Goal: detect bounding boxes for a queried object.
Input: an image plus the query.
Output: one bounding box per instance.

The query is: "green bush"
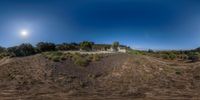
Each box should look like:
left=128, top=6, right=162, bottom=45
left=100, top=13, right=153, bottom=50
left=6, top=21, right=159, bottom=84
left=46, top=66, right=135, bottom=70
left=188, top=52, right=200, bottom=62
left=80, top=41, right=94, bottom=51
left=168, top=53, right=177, bottom=60
left=161, top=53, right=176, bottom=60
left=162, top=54, right=169, bottom=59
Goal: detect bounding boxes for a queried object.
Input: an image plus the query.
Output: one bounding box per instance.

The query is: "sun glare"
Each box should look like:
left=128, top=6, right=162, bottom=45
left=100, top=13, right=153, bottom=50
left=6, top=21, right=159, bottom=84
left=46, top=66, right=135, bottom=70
left=20, top=30, right=28, bottom=37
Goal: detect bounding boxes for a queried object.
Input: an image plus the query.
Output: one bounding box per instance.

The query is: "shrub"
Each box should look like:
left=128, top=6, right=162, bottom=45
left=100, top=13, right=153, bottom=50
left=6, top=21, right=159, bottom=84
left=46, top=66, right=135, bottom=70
left=52, top=56, right=61, bottom=62
left=36, top=42, right=56, bottom=52
left=7, top=43, right=35, bottom=57
left=0, top=52, right=10, bottom=59
left=161, top=53, right=176, bottom=60
left=128, top=50, right=142, bottom=55
left=188, top=52, right=200, bottom=62
left=74, top=57, right=89, bottom=67
left=80, top=41, right=94, bottom=51
left=168, top=53, right=177, bottom=60
left=18, top=43, right=35, bottom=56
left=42, top=51, right=65, bottom=62
left=56, top=43, right=79, bottom=51
left=148, top=49, right=154, bottom=53
left=179, top=54, right=188, bottom=60
left=88, top=54, right=101, bottom=61
left=0, top=46, right=6, bottom=53
left=162, top=54, right=169, bottom=59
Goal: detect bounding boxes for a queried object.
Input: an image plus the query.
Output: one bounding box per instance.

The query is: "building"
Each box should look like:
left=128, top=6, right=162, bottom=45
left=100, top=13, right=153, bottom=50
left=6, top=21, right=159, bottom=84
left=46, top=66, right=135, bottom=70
left=107, top=45, right=127, bottom=53
left=118, top=46, right=127, bottom=53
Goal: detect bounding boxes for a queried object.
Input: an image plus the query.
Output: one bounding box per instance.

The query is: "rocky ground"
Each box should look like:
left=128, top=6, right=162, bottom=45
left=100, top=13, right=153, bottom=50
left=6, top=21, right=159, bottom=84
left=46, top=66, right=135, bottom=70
left=0, top=53, right=200, bottom=100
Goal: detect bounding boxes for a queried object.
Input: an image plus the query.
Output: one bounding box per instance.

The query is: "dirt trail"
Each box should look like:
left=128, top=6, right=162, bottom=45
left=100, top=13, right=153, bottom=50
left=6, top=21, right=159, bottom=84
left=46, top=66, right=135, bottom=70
left=0, top=57, right=10, bottom=66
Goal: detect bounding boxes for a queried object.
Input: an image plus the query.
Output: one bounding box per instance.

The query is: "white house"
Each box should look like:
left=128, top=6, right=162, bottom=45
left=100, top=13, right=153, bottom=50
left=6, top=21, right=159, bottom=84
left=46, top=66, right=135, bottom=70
left=118, top=47, right=127, bottom=53
left=107, top=46, right=127, bottom=53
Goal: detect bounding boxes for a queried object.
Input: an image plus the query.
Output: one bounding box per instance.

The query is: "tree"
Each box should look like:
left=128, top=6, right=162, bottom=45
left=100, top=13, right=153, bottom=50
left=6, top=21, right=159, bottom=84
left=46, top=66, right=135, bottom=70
left=168, top=52, right=177, bottom=60
left=7, top=43, right=35, bottom=57
left=18, top=43, right=35, bottom=56
left=36, top=42, right=56, bottom=52
left=80, top=41, right=94, bottom=51
left=56, top=43, right=79, bottom=51
left=148, top=49, right=154, bottom=53
left=0, top=46, right=6, bottom=53
left=7, top=46, right=19, bottom=57
left=112, top=41, right=119, bottom=51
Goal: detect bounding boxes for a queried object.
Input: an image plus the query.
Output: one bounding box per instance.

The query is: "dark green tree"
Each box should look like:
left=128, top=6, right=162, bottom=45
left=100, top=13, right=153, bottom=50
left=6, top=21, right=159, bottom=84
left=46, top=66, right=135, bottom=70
left=36, top=42, right=56, bottom=52
left=80, top=41, right=94, bottom=51
left=7, top=43, right=35, bottom=57
left=112, top=41, right=119, bottom=51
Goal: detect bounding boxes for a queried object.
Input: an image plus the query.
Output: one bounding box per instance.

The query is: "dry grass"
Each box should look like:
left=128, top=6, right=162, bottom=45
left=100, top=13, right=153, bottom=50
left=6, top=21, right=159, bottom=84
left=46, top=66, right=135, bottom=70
left=42, top=51, right=103, bottom=66
left=0, top=53, right=200, bottom=99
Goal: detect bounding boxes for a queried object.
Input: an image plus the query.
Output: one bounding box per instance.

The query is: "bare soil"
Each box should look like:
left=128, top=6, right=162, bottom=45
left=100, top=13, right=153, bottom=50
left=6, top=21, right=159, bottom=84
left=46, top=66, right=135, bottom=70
left=0, top=53, right=200, bottom=100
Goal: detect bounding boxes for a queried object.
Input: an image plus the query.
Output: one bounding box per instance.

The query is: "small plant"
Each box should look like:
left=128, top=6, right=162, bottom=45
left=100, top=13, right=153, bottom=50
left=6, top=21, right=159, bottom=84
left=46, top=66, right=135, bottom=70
left=87, top=54, right=101, bottom=61
left=175, top=68, right=182, bottom=75
left=52, top=56, right=60, bottom=62
left=74, top=57, right=89, bottom=67
left=162, top=53, right=176, bottom=60
left=168, top=53, right=176, bottom=60
left=92, top=54, right=101, bottom=61
left=0, top=52, right=10, bottom=59
left=162, top=54, right=169, bottom=59
left=42, top=51, right=66, bottom=62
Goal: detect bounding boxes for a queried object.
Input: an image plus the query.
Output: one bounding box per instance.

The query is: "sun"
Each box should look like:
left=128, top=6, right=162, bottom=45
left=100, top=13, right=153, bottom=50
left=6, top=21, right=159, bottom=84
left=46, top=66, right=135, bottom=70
left=20, top=30, right=28, bottom=37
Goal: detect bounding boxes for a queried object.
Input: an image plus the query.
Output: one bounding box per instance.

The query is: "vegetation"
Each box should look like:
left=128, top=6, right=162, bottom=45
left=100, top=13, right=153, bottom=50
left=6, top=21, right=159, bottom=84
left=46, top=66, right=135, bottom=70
left=128, top=49, right=145, bottom=55
left=56, top=43, right=79, bottom=51
left=42, top=51, right=103, bottom=66
left=188, top=52, right=200, bottom=62
left=112, top=41, right=119, bottom=51
left=80, top=41, right=94, bottom=51
left=7, top=43, right=35, bottom=57
left=0, top=46, right=6, bottom=53
left=36, top=42, right=56, bottom=52
left=1, top=40, right=200, bottom=63
left=134, top=48, right=200, bottom=62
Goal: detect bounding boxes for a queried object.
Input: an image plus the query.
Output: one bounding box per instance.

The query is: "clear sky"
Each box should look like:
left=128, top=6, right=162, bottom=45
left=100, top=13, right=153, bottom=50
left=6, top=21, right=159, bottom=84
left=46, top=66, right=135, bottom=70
left=0, top=0, right=200, bottom=50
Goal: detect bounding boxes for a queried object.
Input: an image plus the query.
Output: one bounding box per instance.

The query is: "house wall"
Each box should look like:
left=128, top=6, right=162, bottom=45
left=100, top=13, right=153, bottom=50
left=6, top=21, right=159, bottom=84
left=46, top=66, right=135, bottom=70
left=118, top=47, right=126, bottom=53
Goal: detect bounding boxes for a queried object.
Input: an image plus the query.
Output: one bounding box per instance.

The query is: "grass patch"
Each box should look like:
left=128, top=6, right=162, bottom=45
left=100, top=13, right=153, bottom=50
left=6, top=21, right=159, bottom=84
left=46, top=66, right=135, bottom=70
left=42, top=51, right=103, bottom=67
left=0, top=52, right=10, bottom=59
left=74, top=57, right=89, bottom=67
left=42, top=51, right=65, bottom=62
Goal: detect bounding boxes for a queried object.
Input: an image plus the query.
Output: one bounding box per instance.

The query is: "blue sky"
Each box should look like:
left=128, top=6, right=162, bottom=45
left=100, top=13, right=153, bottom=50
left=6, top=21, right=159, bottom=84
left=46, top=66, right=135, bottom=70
left=0, top=0, right=200, bottom=50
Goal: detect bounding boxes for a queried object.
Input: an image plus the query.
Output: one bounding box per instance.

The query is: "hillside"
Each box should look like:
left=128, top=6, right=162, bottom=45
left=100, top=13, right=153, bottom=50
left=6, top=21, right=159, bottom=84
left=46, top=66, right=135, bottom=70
left=0, top=53, right=200, bottom=99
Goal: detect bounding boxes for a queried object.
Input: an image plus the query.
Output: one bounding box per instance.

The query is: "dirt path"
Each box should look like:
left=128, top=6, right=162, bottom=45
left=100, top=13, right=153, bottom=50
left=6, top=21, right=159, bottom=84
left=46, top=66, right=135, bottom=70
left=0, top=57, right=10, bottom=66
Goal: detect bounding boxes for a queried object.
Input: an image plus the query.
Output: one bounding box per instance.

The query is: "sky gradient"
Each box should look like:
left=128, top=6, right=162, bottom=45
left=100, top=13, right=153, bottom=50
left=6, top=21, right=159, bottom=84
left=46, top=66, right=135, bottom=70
left=0, top=0, right=200, bottom=50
